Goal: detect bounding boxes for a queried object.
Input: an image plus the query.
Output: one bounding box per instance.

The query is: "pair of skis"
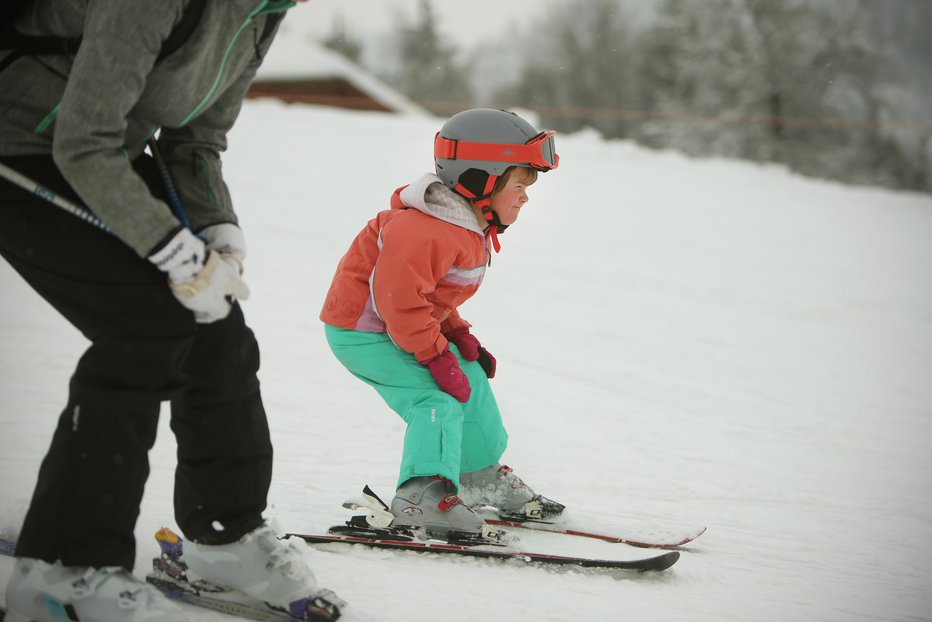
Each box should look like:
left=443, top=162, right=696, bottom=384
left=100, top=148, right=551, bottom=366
left=0, top=487, right=706, bottom=621
left=298, top=485, right=704, bottom=573
left=145, top=492, right=702, bottom=620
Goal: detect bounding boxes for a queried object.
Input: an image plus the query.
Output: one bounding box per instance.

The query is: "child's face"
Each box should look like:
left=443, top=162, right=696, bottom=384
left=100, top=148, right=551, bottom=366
left=489, top=172, right=532, bottom=226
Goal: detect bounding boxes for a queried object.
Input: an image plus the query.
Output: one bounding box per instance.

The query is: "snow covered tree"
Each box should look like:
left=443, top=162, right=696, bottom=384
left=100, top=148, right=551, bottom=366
left=390, top=0, right=472, bottom=113
left=486, top=0, right=927, bottom=191
left=636, top=0, right=920, bottom=190
left=635, top=0, right=775, bottom=159
left=494, top=0, right=640, bottom=138
left=321, top=15, right=363, bottom=63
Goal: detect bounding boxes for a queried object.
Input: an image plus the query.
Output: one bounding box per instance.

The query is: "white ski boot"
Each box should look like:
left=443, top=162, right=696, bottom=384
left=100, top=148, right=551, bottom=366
left=5, top=558, right=187, bottom=622
left=390, top=476, right=502, bottom=542
left=182, top=524, right=343, bottom=620
left=459, top=464, right=565, bottom=519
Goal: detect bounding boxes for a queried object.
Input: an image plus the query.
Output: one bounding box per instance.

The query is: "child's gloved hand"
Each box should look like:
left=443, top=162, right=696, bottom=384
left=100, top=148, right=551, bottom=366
left=421, top=349, right=471, bottom=402
left=446, top=328, right=496, bottom=378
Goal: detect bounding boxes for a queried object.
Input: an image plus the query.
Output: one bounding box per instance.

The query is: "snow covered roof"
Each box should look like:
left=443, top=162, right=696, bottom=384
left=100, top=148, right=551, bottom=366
left=257, top=27, right=428, bottom=117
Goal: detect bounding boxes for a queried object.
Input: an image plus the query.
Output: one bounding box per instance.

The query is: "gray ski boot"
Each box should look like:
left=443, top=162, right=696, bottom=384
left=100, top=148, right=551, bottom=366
left=390, top=476, right=503, bottom=542
left=459, top=464, right=565, bottom=520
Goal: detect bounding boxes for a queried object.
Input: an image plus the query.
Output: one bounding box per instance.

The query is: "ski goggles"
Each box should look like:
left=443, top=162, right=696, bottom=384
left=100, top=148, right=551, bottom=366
left=434, top=130, right=559, bottom=171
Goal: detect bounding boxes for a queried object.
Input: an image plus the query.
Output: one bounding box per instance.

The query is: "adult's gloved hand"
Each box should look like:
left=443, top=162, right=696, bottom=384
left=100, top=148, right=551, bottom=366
left=199, top=223, right=246, bottom=273
left=420, top=349, right=471, bottom=403
left=148, top=228, right=250, bottom=323
left=446, top=327, right=496, bottom=378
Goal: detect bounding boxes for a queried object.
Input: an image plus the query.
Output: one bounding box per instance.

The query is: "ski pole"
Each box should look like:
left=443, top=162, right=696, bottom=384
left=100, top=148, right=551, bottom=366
left=0, top=161, right=111, bottom=233
left=147, top=138, right=193, bottom=231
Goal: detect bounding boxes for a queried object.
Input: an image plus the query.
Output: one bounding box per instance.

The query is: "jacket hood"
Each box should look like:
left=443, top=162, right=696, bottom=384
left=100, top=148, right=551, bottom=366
left=396, top=173, right=486, bottom=235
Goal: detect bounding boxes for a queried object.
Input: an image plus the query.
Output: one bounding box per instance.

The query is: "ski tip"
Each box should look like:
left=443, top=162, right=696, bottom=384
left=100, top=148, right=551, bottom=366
left=624, top=526, right=707, bottom=549
left=680, top=526, right=707, bottom=545
left=652, top=550, right=680, bottom=571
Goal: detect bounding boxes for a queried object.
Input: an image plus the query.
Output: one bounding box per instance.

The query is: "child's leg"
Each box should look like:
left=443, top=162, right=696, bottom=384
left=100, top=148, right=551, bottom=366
left=325, top=326, right=468, bottom=487
left=456, top=358, right=509, bottom=475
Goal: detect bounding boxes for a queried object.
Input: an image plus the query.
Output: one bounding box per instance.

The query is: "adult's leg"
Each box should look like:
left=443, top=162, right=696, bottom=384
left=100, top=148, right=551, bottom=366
left=0, top=156, right=195, bottom=570
left=170, top=301, right=273, bottom=544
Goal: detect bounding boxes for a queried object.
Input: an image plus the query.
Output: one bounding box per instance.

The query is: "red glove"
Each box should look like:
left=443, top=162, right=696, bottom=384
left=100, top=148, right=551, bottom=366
left=421, top=349, right=471, bottom=402
left=447, top=328, right=496, bottom=379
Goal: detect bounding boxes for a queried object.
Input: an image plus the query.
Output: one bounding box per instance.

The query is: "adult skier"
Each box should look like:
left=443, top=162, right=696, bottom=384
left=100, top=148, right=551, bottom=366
left=0, top=1, right=342, bottom=620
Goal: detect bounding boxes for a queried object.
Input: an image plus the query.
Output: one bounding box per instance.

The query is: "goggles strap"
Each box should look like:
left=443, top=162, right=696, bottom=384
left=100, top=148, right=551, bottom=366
left=435, top=133, right=558, bottom=171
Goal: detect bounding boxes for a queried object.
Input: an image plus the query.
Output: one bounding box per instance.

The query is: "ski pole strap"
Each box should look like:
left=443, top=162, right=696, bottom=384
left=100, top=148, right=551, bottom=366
left=0, top=160, right=111, bottom=233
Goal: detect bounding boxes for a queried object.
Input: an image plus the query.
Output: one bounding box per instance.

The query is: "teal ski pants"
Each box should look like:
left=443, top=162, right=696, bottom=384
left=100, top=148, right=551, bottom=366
left=325, top=325, right=508, bottom=489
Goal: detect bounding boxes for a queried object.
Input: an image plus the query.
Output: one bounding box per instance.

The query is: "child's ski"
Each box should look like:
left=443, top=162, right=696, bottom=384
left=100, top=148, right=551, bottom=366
left=289, top=521, right=679, bottom=572
left=484, top=517, right=707, bottom=549
left=343, top=486, right=707, bottom=550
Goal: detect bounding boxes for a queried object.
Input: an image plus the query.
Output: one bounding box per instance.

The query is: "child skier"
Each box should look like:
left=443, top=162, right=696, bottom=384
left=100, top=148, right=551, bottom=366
left=321, top=108, right=563, bottom=540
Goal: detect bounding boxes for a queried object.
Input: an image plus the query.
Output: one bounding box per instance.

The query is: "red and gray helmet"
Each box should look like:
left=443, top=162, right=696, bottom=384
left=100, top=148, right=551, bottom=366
left=434, top=107, right=559, bottom=221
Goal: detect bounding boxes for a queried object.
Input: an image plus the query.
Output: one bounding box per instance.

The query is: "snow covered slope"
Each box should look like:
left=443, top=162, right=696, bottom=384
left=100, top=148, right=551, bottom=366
left=1, top=100, right=930, bottom=621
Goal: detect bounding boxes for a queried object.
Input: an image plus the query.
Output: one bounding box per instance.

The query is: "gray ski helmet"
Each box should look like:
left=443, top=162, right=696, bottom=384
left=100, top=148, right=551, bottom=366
left=433, top=108, right=558, bottom=202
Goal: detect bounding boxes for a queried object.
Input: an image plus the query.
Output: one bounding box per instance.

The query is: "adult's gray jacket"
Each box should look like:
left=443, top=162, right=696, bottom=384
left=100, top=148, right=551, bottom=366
left=0, top=0, right=293, bottom=257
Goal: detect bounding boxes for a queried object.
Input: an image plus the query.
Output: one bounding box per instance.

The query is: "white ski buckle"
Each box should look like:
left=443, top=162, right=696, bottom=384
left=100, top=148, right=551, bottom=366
left=523, top=499, right=543, bottom=520
left=481, top=524, right=506, bottom=543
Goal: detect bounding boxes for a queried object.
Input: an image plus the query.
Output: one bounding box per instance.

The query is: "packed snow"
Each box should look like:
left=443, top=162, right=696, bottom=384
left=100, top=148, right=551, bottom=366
left=1, top=100, right=931, bottom=621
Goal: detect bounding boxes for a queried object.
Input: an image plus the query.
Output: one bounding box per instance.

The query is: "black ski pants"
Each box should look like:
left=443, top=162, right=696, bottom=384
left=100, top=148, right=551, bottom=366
left=0, top=155, right=273, bottom=570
